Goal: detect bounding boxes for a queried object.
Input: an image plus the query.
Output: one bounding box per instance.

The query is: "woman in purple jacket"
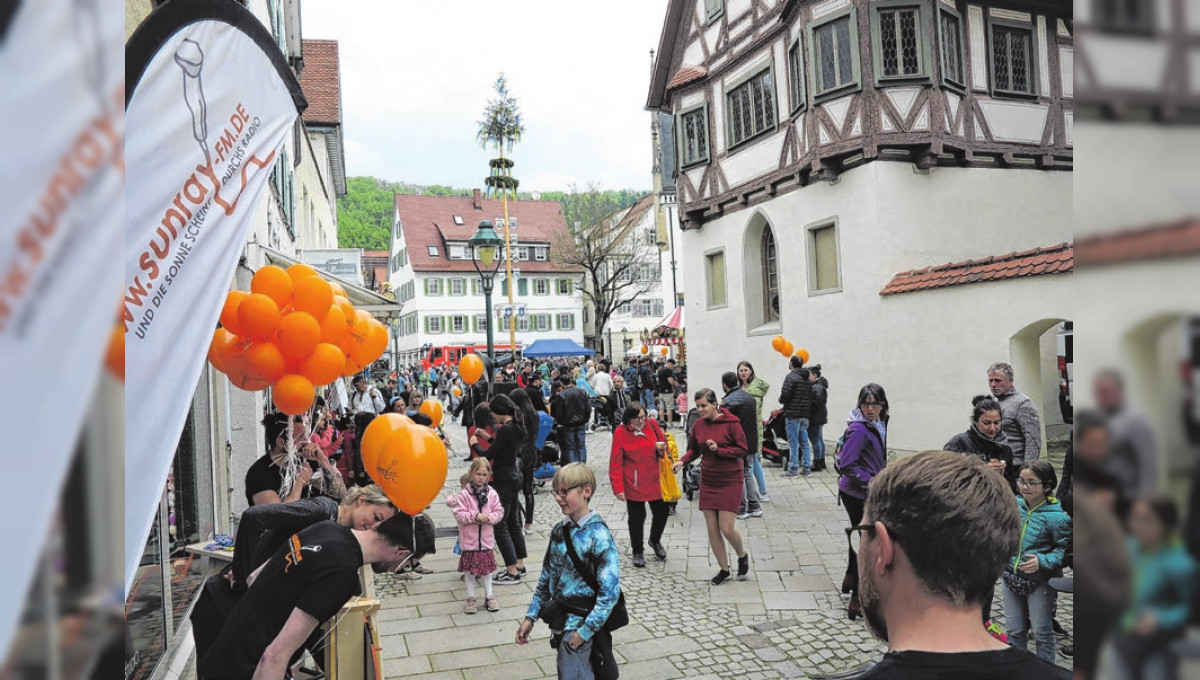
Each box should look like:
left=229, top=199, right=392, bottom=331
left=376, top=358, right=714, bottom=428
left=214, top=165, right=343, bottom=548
left=837, top=383, right=889, bottom=621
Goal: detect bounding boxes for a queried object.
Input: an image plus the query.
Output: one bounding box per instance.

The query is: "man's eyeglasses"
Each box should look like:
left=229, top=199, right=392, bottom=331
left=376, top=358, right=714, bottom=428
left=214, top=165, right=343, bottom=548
left=552, top=485, right=581, bottom=499
left=847, top=523, right=899, bottom=553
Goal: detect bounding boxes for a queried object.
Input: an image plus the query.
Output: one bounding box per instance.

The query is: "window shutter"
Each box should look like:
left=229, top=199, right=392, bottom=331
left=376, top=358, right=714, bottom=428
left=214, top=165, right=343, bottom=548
left=424, top=316, right=429, bottom=333
left=423, top=278, right=429, bottom=295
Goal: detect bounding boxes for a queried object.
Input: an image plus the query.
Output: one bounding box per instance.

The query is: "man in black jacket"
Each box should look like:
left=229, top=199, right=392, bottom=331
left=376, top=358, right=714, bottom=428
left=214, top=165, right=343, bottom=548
left=556, top=375, right=591, bottom=464
left=722, top=372, right=762, bottom=519
left=778, top=356, right=813, bottom=477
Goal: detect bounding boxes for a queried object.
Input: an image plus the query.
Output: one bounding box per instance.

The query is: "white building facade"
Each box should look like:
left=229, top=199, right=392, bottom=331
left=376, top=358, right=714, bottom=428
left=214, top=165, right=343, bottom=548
left=647, top=0, right=1073, bottom=453
left=389, top=191, right=587, bottom=367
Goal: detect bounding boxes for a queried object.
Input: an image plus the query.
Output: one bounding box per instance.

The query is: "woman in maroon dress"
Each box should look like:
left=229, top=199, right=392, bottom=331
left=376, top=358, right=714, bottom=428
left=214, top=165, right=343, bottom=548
left=674, top=388, right=751, bottom=585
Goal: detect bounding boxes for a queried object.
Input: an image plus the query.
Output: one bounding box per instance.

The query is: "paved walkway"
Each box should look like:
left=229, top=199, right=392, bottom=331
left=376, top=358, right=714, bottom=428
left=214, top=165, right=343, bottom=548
left=373, top=424, right=1073, bottom=679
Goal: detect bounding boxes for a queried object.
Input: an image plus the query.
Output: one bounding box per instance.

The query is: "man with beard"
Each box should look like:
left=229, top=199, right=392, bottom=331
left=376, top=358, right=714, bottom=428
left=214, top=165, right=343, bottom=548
left=198, top=512, right=435, bottom=680
left=850, top=450, right=1068, bottom=679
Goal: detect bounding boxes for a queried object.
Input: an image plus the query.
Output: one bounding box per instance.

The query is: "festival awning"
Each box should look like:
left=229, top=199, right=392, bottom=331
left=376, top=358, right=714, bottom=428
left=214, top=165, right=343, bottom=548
left=523, top=338, right=596, bottom=357
left=646, top=305, right=684, bottom=345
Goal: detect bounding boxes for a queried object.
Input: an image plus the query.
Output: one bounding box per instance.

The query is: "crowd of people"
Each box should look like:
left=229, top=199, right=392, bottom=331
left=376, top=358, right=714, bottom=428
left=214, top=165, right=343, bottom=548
left=196, top=350, right=1108, bottom=679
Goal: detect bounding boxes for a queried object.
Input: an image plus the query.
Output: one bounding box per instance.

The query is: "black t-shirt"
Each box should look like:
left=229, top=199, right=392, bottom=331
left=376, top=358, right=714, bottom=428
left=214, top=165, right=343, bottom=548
left=525, top=386, right=548, bottom=413
left=199, top=521, right=364, bottom=679
left=656, top=367, right=675, bottom=394
left=858, top=647, right=1070, bottom=679
left=244, top=455, right=316, bottom=506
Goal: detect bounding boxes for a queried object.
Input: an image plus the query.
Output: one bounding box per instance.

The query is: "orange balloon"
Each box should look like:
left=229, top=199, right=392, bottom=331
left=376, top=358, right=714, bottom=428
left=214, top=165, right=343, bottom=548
left=660, top=346, right=669, bottom=356
left=276, top=311, right=321, bottom=361
left=372, top=425, right=448, bottom=514
left=292, top=275, right=334, bottom=318
left=459, top=354, right=484, bottom=385
left=287, top=263, right=320, bottom=284
left=273, top=374, right=315, bottom=415
left=220, top=290, right=249, bottom=336
left=419, top=399, right=444, bottom=428
left=640, top=345, right=649, bottom=355
left=225, top=346, right=272, bottom=391
left=771, top=335, right=785, bottom=352
left=243, top=340, right=287, bottom=384
left=106, top=325, right=124, bottom=381
left=251, top=265, right=294, bottom=309
left=208, top=328, right=240, bottom=373
left=334, top=296, right=355, bottom=326
left=320, top=305, right=349, bottom=346
left=453, top=387, right=462, bottom=398
left=329, top=281, right=347, bottom=297
left=299, top=343, right=346, bottom=386
left=238, top=293, right=281, bottom=339
left=364, top=320, right=390, bottom=363
left=360, top=413, right=415, bottom=476
left=796, top=348, right=810, bottom=364
left=343, top=352, right=365, bottom=376
left=780, top=340, right=794, bottom=357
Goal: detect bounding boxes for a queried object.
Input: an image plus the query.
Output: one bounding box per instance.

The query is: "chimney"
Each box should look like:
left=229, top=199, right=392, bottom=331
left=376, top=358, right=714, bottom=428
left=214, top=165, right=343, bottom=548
left=473, top=188, right=482, bottom=210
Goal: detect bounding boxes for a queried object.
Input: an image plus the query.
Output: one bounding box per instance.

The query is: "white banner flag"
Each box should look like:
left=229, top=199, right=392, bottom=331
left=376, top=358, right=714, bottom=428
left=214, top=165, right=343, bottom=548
left=124, top=0, right=306, bottom=598
left=0, top=0, right=123, bottom=656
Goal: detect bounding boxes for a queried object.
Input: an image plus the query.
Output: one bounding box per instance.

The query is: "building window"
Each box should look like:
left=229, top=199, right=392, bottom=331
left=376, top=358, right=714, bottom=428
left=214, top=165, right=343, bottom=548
left=427, top=316, right=443, bottom=334
left=518, top=278, right=529, bottom=296
left=787, top=38, right=807, bottom=113
left=534, top=247, right=548, bottom=261
left=812, top=12, right=861, bottom=99
left=705, top=250, right=727, bottom=308
left=517, top=315, right=530, bottom=332
left=806, top=221, right=842, bottom=294
left=872, top=4, right=926, bottom=81
left=427, top=245, right=439, bottom=257
left=706, top=0, right=723, bottom=24
left=516, top=246, right=530, bottom=261
left=499, top=316, right=512, bottom=332
left=449, top=245, right=467, bottom=259
left=449, top=278, right=466, bottom=296
left=533, top=279, right=549, bottom=295
left=426, top=278, right=442, bottom=296
left=762, top=228, right=780, bottom=322
left=556, top=313, right=576, bottom=331
left=990, top=22, right=1036, bottom=96
left=451, top=315, right=467, bottom=333
left=618, top=301, right=632, bottom=315
left=678, top=106, right=710, bottom=167
left=725, top=67, right=777, bottom=148
left=938, top=8, right=965, bottom=89
left=534, top=314, right=551, bottom=331
left=1095, top=0, right=1155, bottom=34
left=453, top=214, right=464, bottom=225
left=553, top=279, right=567, bottom=295
left=472, top=314, right=488, bottom=332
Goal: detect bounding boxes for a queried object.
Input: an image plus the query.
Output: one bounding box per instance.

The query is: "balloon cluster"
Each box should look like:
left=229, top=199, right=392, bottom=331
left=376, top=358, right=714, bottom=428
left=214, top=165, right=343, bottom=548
left=207, top=264, right=390, bottom=415
left=360, top=413, right=449, bottom=515
left=771, top=335, right=810, bottom=364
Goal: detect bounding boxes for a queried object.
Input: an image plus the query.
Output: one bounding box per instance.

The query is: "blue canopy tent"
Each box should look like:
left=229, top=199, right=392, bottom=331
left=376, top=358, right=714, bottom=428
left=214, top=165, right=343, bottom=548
left=522, top=338, right=596, bottom=358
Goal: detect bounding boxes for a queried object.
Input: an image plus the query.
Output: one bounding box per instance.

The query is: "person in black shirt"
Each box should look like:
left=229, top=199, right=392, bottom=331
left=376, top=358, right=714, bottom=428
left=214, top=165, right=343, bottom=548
left=849, top=450, right=1069, bottom=679
left=656, top=359, right=678, bottom=427
left=198, top=512, right=435, bottom=680
left=525, top=374, right=549, bottom=413
left=245, top=412, right=346, bottom=506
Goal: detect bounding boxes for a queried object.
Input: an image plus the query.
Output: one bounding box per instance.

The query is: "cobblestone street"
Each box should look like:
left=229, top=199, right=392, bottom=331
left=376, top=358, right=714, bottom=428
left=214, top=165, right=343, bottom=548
left=373, top=423, right=1073, bottom=679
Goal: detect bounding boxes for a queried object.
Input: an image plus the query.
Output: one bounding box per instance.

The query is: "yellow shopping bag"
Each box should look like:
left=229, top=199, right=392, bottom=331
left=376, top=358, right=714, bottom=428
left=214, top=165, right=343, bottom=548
left=660, top=433, right=682, bottom=503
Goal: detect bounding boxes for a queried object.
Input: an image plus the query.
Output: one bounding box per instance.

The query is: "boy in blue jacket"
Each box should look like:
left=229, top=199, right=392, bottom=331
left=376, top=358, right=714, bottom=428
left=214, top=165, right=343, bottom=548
left=517, top=463, right=622, bottom=679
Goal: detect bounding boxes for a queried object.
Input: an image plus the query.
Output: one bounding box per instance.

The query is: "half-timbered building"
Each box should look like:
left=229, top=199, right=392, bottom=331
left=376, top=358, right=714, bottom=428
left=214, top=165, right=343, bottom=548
left=647, top=0, right=1073, bottom=452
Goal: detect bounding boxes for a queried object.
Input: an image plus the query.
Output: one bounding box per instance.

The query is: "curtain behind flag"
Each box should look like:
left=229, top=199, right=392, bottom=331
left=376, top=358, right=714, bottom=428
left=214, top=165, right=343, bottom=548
left=0, top=0, right=123, bottom=657
left=124, top=0, right=306, bottom=598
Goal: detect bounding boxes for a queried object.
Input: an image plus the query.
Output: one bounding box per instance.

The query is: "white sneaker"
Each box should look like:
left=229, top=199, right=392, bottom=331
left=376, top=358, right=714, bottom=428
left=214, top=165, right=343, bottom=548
left=759, top=494, right=771, bottom=503
left=736, top=511, right=750, bottom=520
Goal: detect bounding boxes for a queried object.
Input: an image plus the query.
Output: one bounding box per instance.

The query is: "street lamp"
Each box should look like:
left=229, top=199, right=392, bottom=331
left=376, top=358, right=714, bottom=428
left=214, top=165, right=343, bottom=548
left=469, top=220, right=504, bottom=363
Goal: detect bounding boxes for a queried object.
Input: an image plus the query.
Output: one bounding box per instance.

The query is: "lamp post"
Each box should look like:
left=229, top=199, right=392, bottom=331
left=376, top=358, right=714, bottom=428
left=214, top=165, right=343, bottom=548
left=389, top=316, right=401, bottom=378
left=469, top=220, right=504, bottom=363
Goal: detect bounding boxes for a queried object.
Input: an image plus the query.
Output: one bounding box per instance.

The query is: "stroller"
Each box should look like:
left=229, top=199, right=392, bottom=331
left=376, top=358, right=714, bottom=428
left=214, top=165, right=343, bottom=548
left=534, top=412, right=560, bottom=487
left=680, top=408, right=703, bottom=501
left=760, top=408, right=788, bottom=467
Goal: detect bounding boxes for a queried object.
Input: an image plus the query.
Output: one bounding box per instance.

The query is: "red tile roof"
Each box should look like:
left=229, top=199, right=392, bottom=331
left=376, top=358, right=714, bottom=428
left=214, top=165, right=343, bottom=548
left=1076, top=219, right=1200, bottom=267
left=394, top=193, right=585, bottom=274
left=362, top=250, right=389, bottom=292
left=299, top=40, right=341, bottom=126
left=666, top=65, right=707, bottom=90
left=880, top=242, right=1073, bottom=296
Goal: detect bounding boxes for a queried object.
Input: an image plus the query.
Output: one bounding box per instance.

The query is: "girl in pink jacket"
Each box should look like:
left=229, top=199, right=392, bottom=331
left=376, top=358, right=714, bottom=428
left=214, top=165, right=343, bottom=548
left=449, top=458, right=505, bottom=614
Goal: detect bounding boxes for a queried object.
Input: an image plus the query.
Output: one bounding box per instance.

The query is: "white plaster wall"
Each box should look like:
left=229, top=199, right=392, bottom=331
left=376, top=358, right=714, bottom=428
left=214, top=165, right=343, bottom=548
left=680, top=162, right=1071, bottom=452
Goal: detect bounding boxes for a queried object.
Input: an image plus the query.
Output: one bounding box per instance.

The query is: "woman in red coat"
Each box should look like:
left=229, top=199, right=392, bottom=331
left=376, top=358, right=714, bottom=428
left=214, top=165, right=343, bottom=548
left=610, top=402, right=670, bottom=568
left=674, top=388, right=751, bottom=585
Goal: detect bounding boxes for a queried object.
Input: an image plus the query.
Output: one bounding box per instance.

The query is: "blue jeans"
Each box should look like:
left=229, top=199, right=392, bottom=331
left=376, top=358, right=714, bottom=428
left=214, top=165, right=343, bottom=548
left=556, top=631, right=594, bottom=679
left=785, top=418, right=812, bottom=473
left=561, top=425, right=587, bottom=465
left=807, top=423, right=825, bottom=464
left=751, top=452, right=767, bottom=494
left=640, top=389, right=654, bottom=410
left=1003, top=581, right=1056, bottom=662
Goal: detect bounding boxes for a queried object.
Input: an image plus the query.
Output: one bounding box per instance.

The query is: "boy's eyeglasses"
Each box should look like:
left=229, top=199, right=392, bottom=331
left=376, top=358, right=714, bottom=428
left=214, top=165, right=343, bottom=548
left=552, top=485, right=581, bottom=499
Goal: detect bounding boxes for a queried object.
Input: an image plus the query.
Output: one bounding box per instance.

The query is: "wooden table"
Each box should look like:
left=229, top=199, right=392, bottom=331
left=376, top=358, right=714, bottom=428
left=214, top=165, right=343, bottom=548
left=184, top=542, right=234, bottom=577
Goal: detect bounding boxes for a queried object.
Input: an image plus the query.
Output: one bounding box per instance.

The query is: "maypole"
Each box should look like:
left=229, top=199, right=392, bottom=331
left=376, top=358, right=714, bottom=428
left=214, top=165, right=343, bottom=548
left=478, top=74, right=524, bottom=358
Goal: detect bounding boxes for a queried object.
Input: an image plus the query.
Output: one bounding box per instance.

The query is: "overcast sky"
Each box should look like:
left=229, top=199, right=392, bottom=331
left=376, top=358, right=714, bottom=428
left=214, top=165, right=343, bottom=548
left=300, top=1, right=670, bottom=194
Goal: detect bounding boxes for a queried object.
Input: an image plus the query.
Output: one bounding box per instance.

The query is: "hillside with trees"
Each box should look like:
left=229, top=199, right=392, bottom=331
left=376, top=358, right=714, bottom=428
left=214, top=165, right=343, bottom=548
left=336, top=176, right=646, bottom=250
